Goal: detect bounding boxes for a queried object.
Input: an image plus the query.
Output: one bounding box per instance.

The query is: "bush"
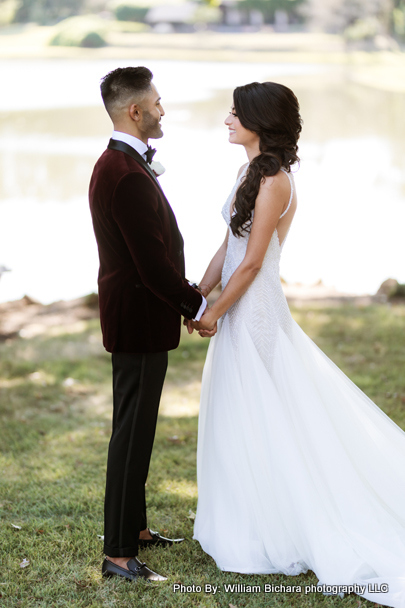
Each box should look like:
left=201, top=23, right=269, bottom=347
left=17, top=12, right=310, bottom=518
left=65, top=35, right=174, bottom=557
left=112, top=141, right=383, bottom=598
left=188, top=4, right=221, bottom=24
left=390, top=283, right=405, bottom=299
left=115, top=2, right=149, bottom=22
left=49, top=15, right=107, bottom=48
left=344, top=16, right=380, bottom=41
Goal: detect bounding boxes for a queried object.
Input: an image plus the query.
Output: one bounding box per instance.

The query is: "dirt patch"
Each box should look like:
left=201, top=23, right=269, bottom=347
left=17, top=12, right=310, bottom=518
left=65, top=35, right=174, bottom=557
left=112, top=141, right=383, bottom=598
left=0, top=294, right=99, bottom=340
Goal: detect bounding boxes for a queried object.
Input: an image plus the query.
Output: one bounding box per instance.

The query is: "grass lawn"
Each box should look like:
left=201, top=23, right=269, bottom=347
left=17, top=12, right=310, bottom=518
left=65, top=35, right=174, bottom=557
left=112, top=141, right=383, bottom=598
left=0, top=303, right=404, bottom=607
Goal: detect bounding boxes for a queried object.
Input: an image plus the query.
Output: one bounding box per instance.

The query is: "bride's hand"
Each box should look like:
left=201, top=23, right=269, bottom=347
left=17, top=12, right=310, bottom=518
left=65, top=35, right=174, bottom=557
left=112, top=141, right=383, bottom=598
left=198, top=323, right=217, bottom=338
left=191, top=309, right=217, bottom=332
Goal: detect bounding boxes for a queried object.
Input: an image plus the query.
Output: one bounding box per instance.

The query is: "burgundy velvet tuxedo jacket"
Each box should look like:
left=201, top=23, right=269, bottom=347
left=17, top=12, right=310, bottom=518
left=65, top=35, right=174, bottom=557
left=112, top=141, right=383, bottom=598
left=89, top=139, right=202, bottom=353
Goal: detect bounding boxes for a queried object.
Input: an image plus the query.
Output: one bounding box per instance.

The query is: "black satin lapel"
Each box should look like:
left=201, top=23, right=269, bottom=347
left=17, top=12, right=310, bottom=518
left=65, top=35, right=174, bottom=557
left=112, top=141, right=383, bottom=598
left=107, top=138, right=185, bottom=255
left=107, top=139, right=160, bottom=187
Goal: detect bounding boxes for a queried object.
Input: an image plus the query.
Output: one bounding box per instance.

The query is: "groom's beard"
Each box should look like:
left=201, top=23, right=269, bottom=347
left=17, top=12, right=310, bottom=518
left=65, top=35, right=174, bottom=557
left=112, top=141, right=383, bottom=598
left=142, top=110, right=163, bottom=139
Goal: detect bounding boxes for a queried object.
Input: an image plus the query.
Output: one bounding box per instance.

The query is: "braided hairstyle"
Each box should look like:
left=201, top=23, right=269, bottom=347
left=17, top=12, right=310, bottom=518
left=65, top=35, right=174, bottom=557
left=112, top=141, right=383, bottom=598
left=230, top=81, right=302, bottom=237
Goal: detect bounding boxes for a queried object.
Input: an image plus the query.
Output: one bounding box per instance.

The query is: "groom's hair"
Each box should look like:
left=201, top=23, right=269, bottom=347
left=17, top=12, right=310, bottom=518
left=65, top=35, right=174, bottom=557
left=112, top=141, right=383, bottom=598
left=100, top=66, right=153, bottom=121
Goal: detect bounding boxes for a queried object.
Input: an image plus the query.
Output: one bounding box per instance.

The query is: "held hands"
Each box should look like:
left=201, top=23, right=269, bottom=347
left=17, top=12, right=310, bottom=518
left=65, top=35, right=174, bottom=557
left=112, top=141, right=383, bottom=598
left=193, top=308, right=218, bottom=338
left=183, top=307, right=218, bottom=338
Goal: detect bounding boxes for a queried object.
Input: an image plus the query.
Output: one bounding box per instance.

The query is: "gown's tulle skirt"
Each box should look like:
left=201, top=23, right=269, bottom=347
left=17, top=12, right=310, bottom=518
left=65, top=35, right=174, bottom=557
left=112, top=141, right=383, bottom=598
left=193, top=315, right=405, bottom=608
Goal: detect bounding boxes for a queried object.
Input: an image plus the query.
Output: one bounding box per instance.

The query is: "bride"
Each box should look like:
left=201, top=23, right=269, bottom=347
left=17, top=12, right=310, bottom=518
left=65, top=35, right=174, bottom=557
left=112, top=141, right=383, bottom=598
left=188, top=81, right=405, bottom=608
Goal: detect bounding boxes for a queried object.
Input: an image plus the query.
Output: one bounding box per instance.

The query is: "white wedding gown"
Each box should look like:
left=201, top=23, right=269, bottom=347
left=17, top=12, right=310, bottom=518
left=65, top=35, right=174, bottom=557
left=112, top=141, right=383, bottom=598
left=193, top=166, right=405, bottom=608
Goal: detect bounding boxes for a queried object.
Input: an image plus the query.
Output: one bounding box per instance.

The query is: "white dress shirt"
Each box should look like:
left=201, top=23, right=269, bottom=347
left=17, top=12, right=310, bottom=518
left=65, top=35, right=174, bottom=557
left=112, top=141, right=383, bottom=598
left=111, top=130, right=207, bottom=322
left=111, top=130, right=149, bottom=160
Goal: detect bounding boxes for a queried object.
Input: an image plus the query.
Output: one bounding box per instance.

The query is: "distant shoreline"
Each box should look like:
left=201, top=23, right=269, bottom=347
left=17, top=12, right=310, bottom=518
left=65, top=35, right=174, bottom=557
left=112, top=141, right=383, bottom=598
left=1, top=26, right=404, bottom=93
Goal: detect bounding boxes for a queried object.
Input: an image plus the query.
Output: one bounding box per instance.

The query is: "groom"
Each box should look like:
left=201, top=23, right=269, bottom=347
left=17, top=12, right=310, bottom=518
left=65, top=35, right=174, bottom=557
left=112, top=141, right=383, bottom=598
left=89, top=67, right=206, bottom=581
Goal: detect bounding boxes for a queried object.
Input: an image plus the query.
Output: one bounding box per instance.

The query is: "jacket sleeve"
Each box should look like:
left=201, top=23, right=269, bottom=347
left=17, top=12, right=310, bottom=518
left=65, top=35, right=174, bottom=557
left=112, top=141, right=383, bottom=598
left=111, top=171, right=203, bottom=319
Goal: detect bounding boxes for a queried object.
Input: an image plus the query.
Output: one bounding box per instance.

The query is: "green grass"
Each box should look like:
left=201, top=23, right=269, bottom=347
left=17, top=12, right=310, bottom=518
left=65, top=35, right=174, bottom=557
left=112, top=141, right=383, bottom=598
left=0, top=304, right=404, bottom=607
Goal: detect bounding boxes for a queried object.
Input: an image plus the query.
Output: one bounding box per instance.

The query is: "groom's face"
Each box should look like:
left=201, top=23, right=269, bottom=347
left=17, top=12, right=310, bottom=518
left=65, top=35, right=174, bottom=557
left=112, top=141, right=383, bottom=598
left=139, top=82, right=165, bottom=140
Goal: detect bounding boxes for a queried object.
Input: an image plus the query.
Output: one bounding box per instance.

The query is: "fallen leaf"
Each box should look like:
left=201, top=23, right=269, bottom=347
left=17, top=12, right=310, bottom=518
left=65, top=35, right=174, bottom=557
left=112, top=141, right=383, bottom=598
left=19, top=559, right=30, bottom=569
left=74, top=577, right=91, bottom=588
left=229, top=604, right=238, bottom=608
left=11, top=524, right=21, bottom=530
left=187, top=510, right=196, bottom=520
left=36, top=529, right=44, bottom=535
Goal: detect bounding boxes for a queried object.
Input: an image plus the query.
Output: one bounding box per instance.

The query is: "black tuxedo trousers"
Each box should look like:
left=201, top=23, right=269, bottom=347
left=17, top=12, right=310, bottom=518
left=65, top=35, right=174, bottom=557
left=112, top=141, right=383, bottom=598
left=103, top=351, right=168, bottom=557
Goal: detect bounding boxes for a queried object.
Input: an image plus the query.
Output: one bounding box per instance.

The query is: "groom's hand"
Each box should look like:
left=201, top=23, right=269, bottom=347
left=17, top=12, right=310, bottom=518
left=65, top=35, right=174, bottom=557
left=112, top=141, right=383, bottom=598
left=183, top=317, right=194, bottom=334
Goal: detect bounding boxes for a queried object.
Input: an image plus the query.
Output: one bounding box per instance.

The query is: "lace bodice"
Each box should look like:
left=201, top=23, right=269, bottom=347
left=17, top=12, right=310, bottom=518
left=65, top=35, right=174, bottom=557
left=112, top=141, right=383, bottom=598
left=220, top=164, right=294, bottom=370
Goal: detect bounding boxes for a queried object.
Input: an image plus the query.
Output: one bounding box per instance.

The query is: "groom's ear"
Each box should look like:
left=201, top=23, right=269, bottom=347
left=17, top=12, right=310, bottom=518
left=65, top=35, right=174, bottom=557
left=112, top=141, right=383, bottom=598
left=129, top=103, right=141, bottom=122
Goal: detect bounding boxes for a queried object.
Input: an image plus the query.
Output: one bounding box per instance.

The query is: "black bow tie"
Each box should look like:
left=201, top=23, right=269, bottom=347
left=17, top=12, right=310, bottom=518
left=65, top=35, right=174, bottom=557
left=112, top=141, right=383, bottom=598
left=145, top=145, right=156, bottom=164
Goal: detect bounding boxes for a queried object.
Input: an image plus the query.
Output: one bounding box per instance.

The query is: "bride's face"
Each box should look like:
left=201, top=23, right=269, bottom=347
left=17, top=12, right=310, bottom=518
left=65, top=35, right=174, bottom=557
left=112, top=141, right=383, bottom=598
left=225, top=107, right=259, bottom=148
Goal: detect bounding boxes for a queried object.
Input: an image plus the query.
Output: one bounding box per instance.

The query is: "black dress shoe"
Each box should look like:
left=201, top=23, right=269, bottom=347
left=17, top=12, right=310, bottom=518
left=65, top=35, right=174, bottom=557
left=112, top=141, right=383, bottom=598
left=138, top=528, right=185, bottom=549
left=101, top=557, right=167, bottom=581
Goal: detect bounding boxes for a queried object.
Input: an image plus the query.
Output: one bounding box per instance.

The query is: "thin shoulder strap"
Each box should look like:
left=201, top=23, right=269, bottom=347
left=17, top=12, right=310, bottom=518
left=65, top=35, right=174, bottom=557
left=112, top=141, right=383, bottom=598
left=279, top=168, right=294, bottom=219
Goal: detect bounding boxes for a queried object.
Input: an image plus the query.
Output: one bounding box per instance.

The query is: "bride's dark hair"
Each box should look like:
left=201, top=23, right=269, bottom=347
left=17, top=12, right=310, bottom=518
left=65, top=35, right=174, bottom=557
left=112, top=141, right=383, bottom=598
left=230, top=81, right=302, bottom=237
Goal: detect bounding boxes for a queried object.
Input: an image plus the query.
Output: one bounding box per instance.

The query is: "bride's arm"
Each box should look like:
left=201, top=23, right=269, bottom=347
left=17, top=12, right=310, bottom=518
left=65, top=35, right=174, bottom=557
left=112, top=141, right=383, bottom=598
left=197, top=163, right=248, bottom=297
left=193, top=175, right=287, bottom=331
left=197, top=229, right=229, bottom=297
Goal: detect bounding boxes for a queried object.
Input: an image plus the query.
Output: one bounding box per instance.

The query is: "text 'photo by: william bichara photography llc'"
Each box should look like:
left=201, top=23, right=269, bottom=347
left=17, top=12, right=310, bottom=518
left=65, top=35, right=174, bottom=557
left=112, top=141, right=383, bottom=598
left=173, top=582, right=390, bottom=596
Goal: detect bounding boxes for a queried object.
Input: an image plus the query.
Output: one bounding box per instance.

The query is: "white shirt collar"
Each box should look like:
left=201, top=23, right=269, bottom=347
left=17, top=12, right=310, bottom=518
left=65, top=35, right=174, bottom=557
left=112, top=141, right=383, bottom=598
left=111, top=130, right=148, bottom=160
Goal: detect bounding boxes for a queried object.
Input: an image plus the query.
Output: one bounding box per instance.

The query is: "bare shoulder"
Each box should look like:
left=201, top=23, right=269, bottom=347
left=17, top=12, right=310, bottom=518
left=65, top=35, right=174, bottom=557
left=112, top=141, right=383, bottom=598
left=236, top=162, right=249, bottom=179
left=259, top=170, right=289, bottom=196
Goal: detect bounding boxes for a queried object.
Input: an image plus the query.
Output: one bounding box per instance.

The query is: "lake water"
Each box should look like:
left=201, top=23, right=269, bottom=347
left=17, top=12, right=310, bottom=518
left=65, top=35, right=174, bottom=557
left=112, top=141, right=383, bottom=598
left=0, top=58, right=404, bottom=304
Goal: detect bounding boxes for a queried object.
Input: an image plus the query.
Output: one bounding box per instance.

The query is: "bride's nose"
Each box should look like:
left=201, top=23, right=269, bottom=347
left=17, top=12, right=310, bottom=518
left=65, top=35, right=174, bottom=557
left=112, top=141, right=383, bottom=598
left=224, top=114, right=231, bottom=125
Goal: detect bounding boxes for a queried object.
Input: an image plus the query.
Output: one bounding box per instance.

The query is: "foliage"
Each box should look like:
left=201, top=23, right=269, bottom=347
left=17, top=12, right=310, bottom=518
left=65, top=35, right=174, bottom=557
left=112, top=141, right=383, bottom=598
left=0, top=0, right=20, bottom=25
left=110, top=17, right=149, bottom=30
left=111, top=0, right=221, bottom=25
left=114, top=1, right=149, bottom=22
left=49, top=15, right=107, bottom=47
left=13, top=0, right=84, bottom=24
left=0, top=304, right=404, bottom=606
left=389, top=283, right=405, bottom=299
left=393, top=1, right=405, bottom=38
left=301, top=0, right=392, bottom=34
left=344, top=15, right=380, bottom=40
left=188, top=3, right=221, bottom=23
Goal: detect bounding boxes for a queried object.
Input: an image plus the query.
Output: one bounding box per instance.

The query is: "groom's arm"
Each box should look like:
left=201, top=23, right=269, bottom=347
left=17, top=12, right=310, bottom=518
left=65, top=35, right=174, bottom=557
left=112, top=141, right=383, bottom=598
left=112, top=171, right=203, bottom=319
